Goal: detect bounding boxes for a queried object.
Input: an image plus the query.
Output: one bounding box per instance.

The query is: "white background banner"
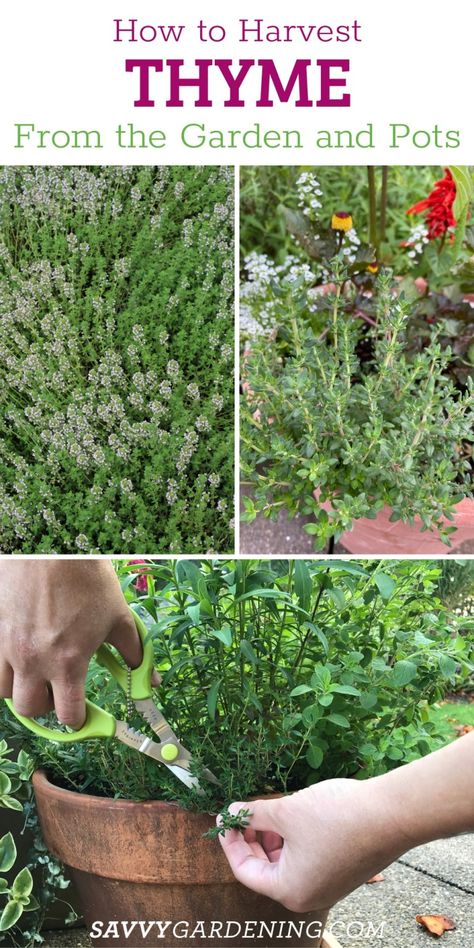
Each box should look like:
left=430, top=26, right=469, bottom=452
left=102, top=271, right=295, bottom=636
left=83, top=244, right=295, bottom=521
left=0, top=0, right=471, bottom=165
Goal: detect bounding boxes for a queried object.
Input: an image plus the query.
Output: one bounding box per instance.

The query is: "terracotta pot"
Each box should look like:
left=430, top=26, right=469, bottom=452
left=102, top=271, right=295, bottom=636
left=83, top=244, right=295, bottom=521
left=338, top=499, right=474, bottom=554
left=314, top=491, right=474, bottom=554
left=33, top=772, right=328, bottom=948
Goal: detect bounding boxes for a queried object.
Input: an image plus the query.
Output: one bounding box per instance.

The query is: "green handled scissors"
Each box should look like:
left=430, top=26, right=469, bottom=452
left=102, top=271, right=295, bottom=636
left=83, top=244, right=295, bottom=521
left=5, top=609, right=218, bottom=793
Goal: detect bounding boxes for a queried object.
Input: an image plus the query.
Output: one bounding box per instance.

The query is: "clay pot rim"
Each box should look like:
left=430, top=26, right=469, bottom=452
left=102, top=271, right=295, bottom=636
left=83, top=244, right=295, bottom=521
left=33, top=769, right=201, bottom=814
left=33, top=769, right=284, bottom=813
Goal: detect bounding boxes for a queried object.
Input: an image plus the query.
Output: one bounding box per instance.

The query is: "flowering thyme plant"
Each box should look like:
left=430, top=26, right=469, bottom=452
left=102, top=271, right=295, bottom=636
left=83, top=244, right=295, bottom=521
left=241, top=266, right=474, bottom=549
left=0, top=166, right=234, bottom=553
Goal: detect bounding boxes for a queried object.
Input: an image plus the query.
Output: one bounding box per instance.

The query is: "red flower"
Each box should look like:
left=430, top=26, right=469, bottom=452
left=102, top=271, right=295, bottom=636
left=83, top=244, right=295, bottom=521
left=406, top=169, right=456, bottom=240
left=128, top=558, right=149, bottom=593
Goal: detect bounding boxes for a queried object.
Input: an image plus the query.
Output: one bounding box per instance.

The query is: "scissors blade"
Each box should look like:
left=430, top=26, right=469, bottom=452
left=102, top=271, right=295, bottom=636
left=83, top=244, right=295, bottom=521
left=115, top=720, right=204, bottom=793
left=135, top=698, right=220, bottom=786
left=136, top=740, right=204, bottom=793
left=134, top=698, right=179, bottom=744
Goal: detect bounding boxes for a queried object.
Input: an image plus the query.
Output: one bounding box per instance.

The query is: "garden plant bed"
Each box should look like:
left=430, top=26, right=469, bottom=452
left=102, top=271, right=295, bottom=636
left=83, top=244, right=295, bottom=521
left=240, top=166, right=474, bottom=554
left=0, top=166, right=234, bottom=553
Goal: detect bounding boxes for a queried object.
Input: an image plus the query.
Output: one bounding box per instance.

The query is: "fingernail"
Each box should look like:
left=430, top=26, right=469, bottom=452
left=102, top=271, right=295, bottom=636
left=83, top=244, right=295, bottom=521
left=228, top=801, right=246, bottom=816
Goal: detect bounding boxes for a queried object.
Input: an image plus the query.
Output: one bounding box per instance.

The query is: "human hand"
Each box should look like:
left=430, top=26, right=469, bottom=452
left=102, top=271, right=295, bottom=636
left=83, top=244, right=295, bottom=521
left=218, top=777, right=417, bottom=913
left=219, top=732, right=474, bottom=913
left=0, top=560, right=157, bottom=727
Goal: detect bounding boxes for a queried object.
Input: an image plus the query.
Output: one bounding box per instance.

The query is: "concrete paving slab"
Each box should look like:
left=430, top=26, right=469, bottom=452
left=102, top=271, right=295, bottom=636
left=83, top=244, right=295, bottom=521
left=328, top=858, right=473, bottom=948
left=400, top=835, right=474, bottom=892
left=240, top=485, right=318, bottom=554
left=42, top=930, right=91, bottom=947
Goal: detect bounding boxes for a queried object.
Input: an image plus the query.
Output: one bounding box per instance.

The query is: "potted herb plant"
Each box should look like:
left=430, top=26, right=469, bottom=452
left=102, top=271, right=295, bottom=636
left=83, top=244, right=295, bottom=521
left=7, top=559, right=473, bottom=947
left=241, top=263, right=474, bottom=553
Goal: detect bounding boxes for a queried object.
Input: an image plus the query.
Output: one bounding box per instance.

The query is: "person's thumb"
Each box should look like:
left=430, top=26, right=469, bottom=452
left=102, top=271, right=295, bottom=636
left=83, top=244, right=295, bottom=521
left=217, top=799, right=281, bottom=898
left=229, top=798, right=282, bottom=834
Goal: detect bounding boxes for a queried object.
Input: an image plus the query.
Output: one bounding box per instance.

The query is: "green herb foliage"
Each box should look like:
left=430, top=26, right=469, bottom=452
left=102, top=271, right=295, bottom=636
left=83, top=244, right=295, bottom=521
left=240, top=167, right=474, bottom=382
left=5, top=559, right=472, bottom=811
left=0, top=738, right=77, bottom=945
left=241, top=265, right=473, bottom=548
left=0, top=743, right=38, bottom=939
left=204, top=806, right=252, bottom=839
left=0, top=166, right=234, bottom=553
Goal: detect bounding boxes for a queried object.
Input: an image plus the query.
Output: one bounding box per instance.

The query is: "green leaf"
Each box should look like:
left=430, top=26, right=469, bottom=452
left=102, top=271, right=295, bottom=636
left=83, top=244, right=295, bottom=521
left=294, top=560, right=312, bottom=613
left=311, top=666, right=332, bottom=691
left=450, top=167, right=473, bottom=258
left=0, top=880, right=8, bottom=894
left=119, top=573, right=139, bottom=593
left=302, top=622, right=329, bottom=654
left=283, top=712, right=302, bottom=730
left=0, top=797, right=23, bottom=812
left=210, top=628, right=232, bottom=647
left=0, top=833, right=16, bottom=873
left=17, top=750, right=33, bottom=779
left=206, top=680, right=221, bottom=720
left=11, top=868, right=33, bottom=901
left=241, top=496, right=257, bottom=523
left=0, top=774, right=11, bottom=796
left=386, top=746, right=404, bottom=761
left=181, top=560, right=204, bottom=596
left=451, top=166, right=473, bottom=222
left=302, top=704, right=322, bottom=727
left=240, top=640, right=258, bottom=665
left=359, top=742, right=377, bottom=756
left=185, top=603, right=201, bottom=627
left=306, top=745, right=324, bottom=769
left=326, top=713, right=350, bottom=728
left=439, top=654, right=457, bottom=679
left=23, top=896, right=40, bottom=913
left=312, top=561, right=369, bottom=576
left=390, top=660, right=418, bottom=687
left=0, top=900, right=23, bottom=932
left=327, top=588, right=345, bottom=611
left=374, top=572, right=396, bottom=601
left=360, top=692, right=378, bottom=710
left=290, top=684, right=313, bottom=697
left=234, top=589, right=291, bottom=603
left=330, top=684, right=361, bottom=697
left=318, top=694, right=334, bottom=707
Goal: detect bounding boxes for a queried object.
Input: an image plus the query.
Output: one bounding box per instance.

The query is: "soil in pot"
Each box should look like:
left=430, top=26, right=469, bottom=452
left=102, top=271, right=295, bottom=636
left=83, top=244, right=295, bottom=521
left=33, top=771, right=328, bottom=948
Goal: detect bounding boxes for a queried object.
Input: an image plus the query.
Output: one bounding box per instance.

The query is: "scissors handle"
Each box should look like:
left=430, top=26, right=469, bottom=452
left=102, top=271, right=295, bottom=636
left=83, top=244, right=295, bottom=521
left=5, top=608, right=155, bottom=742
left=95, top=609, right=154, bottom=701
left=5, top=699, right=116, bottom=742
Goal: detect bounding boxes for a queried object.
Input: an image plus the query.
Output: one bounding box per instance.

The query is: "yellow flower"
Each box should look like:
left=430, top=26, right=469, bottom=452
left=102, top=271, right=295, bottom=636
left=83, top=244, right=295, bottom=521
left=367, top=263, right=379, bottom=274
left=331, top=211, right=353, bottom=232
